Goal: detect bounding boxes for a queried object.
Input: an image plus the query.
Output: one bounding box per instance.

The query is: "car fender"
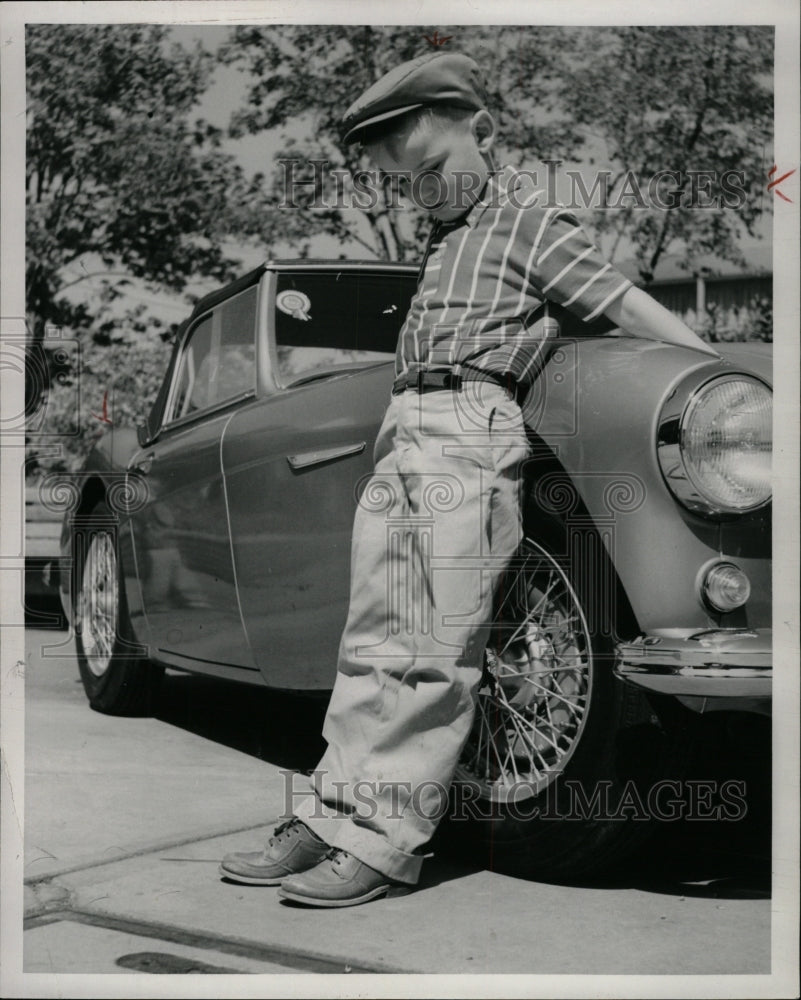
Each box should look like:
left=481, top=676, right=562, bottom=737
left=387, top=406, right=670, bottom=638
left=57, top=425, right=142, bottom=622
left=525, top=336, right=770, bottom=635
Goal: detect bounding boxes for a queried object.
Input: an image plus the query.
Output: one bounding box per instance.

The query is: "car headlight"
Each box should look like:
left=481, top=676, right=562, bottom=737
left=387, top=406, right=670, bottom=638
left=658, top=374, right=772, bottom=516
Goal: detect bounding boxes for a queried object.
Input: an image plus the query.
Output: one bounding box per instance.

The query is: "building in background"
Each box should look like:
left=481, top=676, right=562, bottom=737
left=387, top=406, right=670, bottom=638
left=618, top=245, right=772, bottom=341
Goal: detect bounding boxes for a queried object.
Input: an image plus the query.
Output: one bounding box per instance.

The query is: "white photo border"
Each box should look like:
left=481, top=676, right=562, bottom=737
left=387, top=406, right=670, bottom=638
left=1, top=2, right=798, bottom=998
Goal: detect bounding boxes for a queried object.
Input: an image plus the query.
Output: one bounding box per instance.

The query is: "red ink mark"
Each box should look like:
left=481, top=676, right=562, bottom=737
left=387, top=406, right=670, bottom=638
left=767, top=165, right=795, bottom=203
left=423, top=31, right=452, bottom=48
left=91, top=389, right=113, bottom=424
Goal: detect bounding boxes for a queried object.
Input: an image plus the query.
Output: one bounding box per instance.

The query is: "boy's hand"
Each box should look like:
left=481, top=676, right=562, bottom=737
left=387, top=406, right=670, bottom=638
left=605, top=286, right=722, bottom=358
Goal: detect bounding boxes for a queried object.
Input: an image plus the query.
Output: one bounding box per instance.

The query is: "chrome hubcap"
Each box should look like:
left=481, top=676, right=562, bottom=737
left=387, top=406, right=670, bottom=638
left=77, top=531, right=118, bottom=677
left=455, top=537, right=593, bottom=802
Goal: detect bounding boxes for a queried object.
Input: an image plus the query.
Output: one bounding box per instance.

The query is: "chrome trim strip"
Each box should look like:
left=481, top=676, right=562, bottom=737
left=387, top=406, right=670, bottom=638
left=158, top=390, right=255, bottom=434
left=616, top=670, right=771, bottom=698
left=264, top=259, right=418, bottom=273
left=257, top=269, right=280, bottom=395
left=614, top=628, right=772, bottom=697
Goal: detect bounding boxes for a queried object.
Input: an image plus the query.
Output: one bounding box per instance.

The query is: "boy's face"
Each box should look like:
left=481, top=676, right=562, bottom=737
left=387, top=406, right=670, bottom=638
left=367, top=110, right=494, bottom=223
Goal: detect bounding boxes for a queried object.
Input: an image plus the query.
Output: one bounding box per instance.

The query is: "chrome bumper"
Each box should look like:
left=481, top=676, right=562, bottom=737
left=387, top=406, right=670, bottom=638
left=614, top=628, right=771, bottom=698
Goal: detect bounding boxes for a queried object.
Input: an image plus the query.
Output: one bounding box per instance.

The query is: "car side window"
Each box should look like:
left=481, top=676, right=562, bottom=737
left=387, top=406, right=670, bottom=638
left=214, top=287, right=257, bottom=400
left=167, top=286, right=257, bottom=424
left=273, top=271, right=415, bottom=385
left=170, top=315, right=214, bottom=421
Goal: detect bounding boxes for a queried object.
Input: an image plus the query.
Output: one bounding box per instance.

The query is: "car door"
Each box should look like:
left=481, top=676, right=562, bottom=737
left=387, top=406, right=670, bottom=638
left=222, top=267, right=416, bottom=689
left=128, top=284, right=260, bottom=673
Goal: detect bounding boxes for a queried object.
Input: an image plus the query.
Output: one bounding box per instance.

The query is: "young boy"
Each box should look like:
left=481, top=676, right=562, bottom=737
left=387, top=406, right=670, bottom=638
left=220, top=51, right=719, bottom=907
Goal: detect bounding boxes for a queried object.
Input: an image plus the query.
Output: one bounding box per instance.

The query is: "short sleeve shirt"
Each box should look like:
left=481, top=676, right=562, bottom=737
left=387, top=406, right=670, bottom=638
left=396, top=163, right=632, bottom=390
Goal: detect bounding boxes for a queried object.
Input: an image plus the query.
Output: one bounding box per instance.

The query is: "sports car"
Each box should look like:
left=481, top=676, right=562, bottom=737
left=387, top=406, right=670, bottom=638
left=55, top=259, right=772, bottom=876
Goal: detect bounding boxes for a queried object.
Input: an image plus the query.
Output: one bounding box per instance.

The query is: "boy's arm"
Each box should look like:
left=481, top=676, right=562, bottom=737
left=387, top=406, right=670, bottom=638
left=605, top=285, right=721, bottom=358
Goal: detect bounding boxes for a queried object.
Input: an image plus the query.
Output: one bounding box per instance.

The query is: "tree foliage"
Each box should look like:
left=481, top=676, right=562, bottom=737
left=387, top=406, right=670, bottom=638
left=26, top=23, right=262, bottom=343
left=559, top=26, right=773, bottom=280
left=24, top=24, right=273, bottom=476
left=220, top=25, right=581, bottom=261
left=23, top=24, right=774, bottom=478
left=222, top=25, right=773, bottom=279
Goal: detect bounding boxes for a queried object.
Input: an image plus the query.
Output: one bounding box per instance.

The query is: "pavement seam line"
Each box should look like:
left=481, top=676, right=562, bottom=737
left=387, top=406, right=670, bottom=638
left=24, top=817, right=282, bottom=886
left=24, top=878, right=75, bottom=920
left=27, top=907, right=408, bottom=975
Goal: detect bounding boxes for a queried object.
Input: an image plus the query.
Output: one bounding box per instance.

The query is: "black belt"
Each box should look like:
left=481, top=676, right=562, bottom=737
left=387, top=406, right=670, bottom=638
left=392, top=367, right=519, bottom=400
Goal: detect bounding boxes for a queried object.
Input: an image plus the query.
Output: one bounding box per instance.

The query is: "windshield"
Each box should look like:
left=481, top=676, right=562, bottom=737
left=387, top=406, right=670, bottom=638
left=273, top=270, right=417, bottom=384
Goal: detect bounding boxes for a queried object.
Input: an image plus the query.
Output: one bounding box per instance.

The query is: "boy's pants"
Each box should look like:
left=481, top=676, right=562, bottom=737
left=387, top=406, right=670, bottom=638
left=293, top=380, right=530, bottom=883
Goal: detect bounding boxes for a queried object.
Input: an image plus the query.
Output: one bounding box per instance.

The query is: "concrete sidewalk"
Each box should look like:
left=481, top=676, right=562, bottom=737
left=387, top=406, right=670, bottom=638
left=24, top=632, right=282, bottom=883
left=39, top=827, right=769, bottom=976
left=22, top=628, right=771, bottom=976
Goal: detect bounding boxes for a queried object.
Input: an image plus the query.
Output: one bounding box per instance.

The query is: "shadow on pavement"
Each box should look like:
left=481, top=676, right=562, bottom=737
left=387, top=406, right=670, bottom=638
left=155, top=672, right=329, bottom=773
left=568, top=711, right=772, bottom=899
left=153, top=672, right=770, bottom=899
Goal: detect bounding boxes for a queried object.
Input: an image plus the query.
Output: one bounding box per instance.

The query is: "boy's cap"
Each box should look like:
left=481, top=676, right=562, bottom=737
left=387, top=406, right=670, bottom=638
left=341, top=52, right=486, bottom=144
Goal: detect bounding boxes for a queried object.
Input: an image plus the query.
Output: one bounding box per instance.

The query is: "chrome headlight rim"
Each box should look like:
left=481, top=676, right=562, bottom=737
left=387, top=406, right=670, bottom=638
left=657, top=371, right=772, bottom=518
left=697, top=558, right=752, bottom=613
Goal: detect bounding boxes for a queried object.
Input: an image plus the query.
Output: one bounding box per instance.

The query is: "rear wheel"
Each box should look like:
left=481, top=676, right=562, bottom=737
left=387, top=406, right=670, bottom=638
left=74, top=501, right=163, bottom=715
left=447, top=533, right=690, bottom=879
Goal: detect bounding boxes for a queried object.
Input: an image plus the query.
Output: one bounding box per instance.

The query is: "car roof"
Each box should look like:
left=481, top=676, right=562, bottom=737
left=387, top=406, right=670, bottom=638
left=187, top=259, right=419, bottom=323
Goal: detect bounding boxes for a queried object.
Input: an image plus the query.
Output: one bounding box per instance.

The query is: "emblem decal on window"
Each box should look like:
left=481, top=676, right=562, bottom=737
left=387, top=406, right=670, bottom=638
left=276, top=289, right=312, bottom=321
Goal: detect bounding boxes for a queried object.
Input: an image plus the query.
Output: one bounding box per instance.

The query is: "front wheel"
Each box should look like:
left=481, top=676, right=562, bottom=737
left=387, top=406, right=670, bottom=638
left=446, top=533, right=690, bottom=879
left=74, top=501, right=163, bottom=715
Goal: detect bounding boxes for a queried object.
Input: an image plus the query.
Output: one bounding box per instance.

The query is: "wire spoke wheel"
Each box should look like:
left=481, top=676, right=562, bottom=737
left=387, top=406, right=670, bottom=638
left=74, top=500, right=163, bottom=715
left=455, top=536, right=593, bottom=803
left=77, top=530, right=119, bottom=678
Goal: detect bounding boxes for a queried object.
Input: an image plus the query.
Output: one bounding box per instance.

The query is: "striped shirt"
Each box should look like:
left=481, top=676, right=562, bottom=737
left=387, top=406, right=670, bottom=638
left=396, top=163, right=632, bottom=390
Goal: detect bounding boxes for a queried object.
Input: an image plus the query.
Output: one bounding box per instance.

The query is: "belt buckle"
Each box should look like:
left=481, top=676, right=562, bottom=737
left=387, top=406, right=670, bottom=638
left=431, top=369, right=454, bottom=391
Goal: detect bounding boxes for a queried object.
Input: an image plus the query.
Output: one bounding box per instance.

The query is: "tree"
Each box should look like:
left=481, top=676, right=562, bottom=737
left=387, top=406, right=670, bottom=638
left=220, top=25, right=581, bottom=262
left=221, top=25, right=772, bottom=282
left=25, top=24, right=273, bottom=474
left=25, top=23, right=266, bottom=341
left=558, top=26, right=773, bottom=281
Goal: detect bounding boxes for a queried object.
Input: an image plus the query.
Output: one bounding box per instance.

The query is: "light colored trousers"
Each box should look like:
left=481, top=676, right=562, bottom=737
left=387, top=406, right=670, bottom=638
left=294, top=381, right=530, bottom=883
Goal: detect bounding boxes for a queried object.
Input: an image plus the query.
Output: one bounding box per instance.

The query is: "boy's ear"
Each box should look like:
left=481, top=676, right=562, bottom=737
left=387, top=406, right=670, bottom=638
left=471, top=110, right=496, bottom=152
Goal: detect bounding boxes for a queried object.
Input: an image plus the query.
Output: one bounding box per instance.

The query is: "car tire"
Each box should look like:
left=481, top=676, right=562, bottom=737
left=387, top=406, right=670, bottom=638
left=73, top=500, right=163, bottom=715
left=441, top=523, right=693, bottom=881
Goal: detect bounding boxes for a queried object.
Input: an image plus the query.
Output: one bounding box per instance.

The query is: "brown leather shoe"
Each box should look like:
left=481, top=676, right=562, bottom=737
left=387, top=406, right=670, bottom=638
left=278, top=848, right=413, bottom=907
left=219, top=818, right=329, bottom=886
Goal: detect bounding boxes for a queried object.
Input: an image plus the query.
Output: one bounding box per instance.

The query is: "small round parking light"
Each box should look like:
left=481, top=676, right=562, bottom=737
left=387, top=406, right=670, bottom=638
left=703, top=562, right=751, bottom=612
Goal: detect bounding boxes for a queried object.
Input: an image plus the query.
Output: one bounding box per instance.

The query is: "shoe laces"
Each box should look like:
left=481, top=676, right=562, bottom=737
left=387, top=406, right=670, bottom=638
left=268, top=817, right=304, bottom=847
left=325, top=847, right=349, bottom=867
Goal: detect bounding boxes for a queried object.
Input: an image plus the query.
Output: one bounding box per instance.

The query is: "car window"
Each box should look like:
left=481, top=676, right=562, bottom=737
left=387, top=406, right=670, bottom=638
left=170, top=315, right=214, bottom=420
left=167, top=287, right=257, bottom=423
left=273, top=271, right=416, bottom=384
left=213, top=287, right=257, bottom=400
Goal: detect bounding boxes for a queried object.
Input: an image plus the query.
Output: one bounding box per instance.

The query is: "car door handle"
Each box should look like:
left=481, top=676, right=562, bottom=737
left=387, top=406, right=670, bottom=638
left=129, top=453, right=154, bottom=475
left=287, top=441, right=365, bottom=470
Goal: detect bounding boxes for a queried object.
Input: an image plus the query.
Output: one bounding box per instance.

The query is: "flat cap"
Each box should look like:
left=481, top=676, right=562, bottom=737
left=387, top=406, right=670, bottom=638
left=341, top=51, right=486, bottom=145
